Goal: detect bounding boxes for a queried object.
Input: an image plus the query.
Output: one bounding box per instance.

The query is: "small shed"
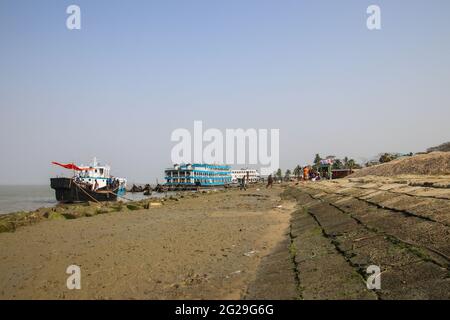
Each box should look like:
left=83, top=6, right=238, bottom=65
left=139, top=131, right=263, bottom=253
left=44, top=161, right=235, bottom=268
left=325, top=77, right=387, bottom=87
left=318, top=164, right=354, bottom=180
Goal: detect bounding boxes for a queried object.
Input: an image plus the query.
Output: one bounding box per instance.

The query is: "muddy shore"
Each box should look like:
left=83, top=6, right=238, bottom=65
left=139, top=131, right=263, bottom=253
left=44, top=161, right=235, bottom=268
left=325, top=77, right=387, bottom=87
left=0, top=185, right=296, bottom=299
left=1, top=177, right=449, bottom=300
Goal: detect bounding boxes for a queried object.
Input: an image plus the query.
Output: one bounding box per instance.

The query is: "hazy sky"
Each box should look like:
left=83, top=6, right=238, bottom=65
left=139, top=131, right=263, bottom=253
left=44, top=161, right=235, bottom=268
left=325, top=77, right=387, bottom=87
left=1, top=0, right=449, bottom=185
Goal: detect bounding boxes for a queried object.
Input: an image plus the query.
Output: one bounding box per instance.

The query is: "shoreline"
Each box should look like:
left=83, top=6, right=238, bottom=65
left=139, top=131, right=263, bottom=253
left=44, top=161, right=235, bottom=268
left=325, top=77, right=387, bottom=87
left=1, top=177, right=448, bottom=299
left=0, top=184, right=294, bottom=299
left=0, top=188, right=194, bottom=232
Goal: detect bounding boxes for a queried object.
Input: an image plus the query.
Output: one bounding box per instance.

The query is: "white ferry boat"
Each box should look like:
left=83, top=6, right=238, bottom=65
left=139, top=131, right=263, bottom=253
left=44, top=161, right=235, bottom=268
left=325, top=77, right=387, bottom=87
left=231, top=169, right=261, bottom=184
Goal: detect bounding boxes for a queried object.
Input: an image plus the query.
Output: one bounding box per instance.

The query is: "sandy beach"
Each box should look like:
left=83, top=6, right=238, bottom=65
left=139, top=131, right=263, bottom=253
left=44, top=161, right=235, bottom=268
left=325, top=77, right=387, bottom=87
left=2, top=0, right=450, bottom=306
left=0, top=185, right=296, bottom=299
left=1, top=176, right=449, bottom=300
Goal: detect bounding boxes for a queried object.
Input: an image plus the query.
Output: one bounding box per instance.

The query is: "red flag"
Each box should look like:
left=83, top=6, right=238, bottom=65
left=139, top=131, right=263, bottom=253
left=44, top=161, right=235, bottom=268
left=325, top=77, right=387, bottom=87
left=51, top=162, right=84, bottom=171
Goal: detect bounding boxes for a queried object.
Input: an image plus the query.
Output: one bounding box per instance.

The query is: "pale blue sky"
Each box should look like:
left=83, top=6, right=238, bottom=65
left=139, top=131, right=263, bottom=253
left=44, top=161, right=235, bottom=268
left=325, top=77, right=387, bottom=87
left=0, top=0, right=449, bottom=184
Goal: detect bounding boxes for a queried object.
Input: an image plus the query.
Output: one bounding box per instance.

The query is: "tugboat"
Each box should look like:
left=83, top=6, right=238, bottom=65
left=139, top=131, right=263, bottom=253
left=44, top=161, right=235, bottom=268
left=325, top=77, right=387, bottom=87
left=50, top=157, right=127, bottom=203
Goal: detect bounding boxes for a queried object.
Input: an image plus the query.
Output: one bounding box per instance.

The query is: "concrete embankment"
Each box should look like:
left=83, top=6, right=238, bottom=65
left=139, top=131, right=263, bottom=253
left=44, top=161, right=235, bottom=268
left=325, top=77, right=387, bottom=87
left=279, top=177, right=450, bottom=299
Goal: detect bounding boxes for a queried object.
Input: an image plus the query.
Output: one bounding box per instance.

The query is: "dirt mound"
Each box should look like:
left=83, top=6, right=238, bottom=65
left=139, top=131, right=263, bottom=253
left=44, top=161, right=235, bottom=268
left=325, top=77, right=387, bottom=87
left=427, top=141, right=450, bottom=153
left=350, top=152, right=450, bottom=177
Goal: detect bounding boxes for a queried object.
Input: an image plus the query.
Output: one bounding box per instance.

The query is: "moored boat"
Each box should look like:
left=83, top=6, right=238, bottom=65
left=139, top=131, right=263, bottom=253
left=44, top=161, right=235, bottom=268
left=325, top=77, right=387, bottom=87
left=50, top=158, right=127, bottom=203
left=164, top=163, right=232, bottom=191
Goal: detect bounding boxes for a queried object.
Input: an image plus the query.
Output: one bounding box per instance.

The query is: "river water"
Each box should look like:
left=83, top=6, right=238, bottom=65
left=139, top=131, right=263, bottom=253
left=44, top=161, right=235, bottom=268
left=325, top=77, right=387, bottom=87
left=0, top=185, right=173, bottom=215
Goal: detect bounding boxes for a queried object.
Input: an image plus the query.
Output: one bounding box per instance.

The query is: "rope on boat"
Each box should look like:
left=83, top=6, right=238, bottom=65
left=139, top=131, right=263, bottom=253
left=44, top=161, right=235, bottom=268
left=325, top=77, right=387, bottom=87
left=71, top=179, right=101, bottom=204
left=108, top=190, right=135, bottom=202
left=71, top=178, right=137, bottom=203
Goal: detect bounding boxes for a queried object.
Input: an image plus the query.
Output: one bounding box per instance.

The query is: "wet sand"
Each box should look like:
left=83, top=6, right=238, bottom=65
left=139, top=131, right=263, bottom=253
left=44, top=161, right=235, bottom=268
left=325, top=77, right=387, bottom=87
left=2, top=177, right=448, bottom=300
left=0, top=186, right=294, bottom=299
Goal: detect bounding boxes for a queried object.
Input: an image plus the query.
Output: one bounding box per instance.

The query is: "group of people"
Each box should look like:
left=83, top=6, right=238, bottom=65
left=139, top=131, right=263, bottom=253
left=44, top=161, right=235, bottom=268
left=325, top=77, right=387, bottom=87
left=106, top=178, right=121, bottom=191
left=265, top=167, right=322, bottom=188
left=73, top=176, right=97, bottom=191
left=302, top=166, right=321, bottom=181
left=73, top=176, right=121, bottom=192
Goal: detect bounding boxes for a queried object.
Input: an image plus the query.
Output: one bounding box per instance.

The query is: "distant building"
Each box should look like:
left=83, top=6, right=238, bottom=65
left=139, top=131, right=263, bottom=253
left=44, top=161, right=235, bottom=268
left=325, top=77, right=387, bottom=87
left=330, top=169, right=354, bottom=179
left=165, top=164, right=231, bottom=187
left=231, top=169, right=261, bottom=184
left=318, top=162, right=354, bottom=180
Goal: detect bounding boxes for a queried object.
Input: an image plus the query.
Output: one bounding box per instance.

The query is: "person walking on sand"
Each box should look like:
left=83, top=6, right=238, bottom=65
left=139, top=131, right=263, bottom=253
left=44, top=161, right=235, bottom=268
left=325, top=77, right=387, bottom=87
left=240, top=176, right=247, bottom=191
left=267, top=174, right=273, bottom=188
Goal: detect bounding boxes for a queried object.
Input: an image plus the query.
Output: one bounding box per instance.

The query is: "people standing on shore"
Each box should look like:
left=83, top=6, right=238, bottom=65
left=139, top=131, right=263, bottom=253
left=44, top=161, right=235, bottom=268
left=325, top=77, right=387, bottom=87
left=303, top=166, right=310, bottom=181
left=239, top=176, right=247, bottom=191
left=267, top=174, right=273, bottom=188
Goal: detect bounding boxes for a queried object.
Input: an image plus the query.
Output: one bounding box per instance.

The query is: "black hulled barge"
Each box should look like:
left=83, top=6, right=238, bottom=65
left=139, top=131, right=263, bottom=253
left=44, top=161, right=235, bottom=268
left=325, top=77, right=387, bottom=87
left=50, top=158, right=127, bottom=203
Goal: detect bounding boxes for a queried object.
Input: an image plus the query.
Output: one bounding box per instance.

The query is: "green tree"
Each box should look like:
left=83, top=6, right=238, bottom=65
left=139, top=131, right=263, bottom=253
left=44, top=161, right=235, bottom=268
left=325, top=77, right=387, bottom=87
left=276, top=168, right=283, bottom=181
left=332, top=159, right=343, bottom=169
left=284, top=169, right=291, bottom=181
left=379, top=153, right=397, bottom=163
left=347, top=159, right=356, bottom=169
left=293, top=165, right=302, bottom=181
left=313, top=154, right=322, bottom=167
left=343, top=156, right=349, bottom=167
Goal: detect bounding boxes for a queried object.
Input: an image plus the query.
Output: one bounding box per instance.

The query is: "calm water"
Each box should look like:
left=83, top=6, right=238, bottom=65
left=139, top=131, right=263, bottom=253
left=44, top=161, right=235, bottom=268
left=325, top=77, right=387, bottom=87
left=0, top=185, right=174, bottom=215
left=0, top=185, right=56, bottom=215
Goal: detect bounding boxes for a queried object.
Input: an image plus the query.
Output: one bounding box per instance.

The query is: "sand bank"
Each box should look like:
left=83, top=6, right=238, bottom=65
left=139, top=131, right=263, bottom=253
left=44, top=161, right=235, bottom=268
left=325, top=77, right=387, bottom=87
left=0, top=186, right=295, bottom=299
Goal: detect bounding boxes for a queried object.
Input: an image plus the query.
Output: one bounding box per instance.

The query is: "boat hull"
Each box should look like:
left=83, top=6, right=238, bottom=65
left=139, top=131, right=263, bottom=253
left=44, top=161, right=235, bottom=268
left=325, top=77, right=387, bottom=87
left=50, top=177, right=117, bottom=203
left=162, top=184, right=229, bottom=192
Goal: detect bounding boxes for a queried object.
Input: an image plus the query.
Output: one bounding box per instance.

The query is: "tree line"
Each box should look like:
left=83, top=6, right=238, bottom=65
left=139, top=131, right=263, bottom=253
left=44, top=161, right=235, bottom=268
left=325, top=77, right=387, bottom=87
left=272, top=154, right=363, bottom=181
